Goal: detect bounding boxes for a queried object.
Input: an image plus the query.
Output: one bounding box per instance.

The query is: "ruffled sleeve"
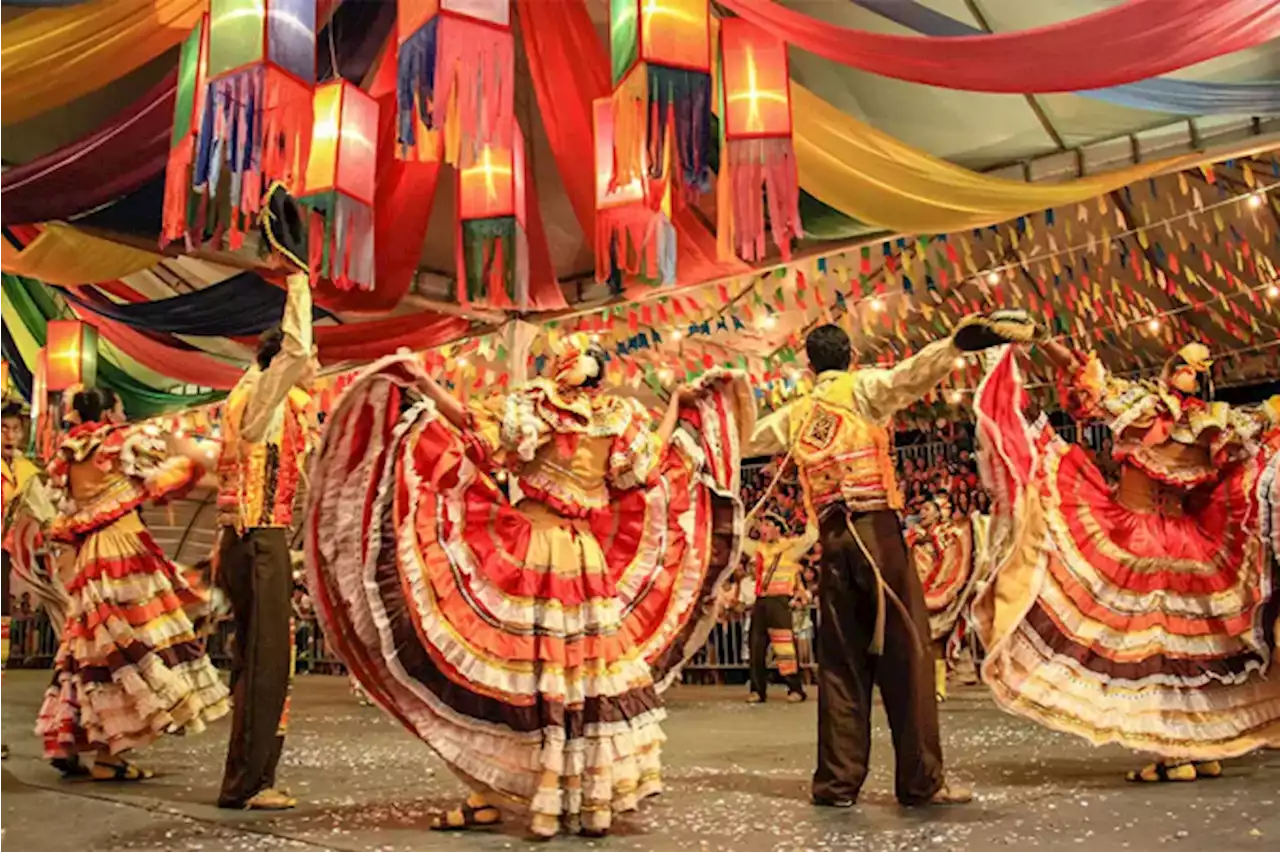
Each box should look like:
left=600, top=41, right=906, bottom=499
left=1057, top=351, right=1152, bottom=431
left=608, top=400, right=661, bottom=491
left=119, top=427, right=203, bottom=504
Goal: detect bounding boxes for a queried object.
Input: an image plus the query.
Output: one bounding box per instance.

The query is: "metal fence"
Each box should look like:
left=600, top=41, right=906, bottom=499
left=8, top=608, right=814, bottom=686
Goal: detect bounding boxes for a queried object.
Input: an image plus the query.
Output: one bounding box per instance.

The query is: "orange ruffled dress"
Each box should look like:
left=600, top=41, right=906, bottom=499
left=973, top=350, right=1280, bottom=760
left=35, top=422, right=229, bottom=759
left=908, top=520, right=975, bottom=644
left=305, top=356, right=752, bottom=837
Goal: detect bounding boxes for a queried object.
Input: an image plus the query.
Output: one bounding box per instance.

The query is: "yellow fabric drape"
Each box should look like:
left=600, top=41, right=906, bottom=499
left=2, top=0, right=204, bottom=126
left=1, top=224, right=160, bottom=286
left=791, top=81, right=1262, bottom=234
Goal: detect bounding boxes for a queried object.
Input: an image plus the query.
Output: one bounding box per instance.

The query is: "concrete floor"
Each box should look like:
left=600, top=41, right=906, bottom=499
left=2, top=671, right=1277, bottom=851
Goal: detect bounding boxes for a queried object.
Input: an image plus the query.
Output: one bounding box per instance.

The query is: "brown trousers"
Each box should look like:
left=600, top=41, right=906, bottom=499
left=812, top=508, right=943, bottom=805
left=216, top=527, right=293, bottom=808
left=749, top=595, right=805, bottom=700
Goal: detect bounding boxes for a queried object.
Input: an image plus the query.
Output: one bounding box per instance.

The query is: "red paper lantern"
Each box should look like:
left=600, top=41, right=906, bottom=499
left=716, top=18, right=802, bottom=262
left=396, top=0, right=514, bottom=165
left=45, top=321, right=99, bottom=393
left=456, top=128, right=529, bottom=308
left=721, top=18, right=792, bottom=140
left=300, top=80, right=379, bottom=289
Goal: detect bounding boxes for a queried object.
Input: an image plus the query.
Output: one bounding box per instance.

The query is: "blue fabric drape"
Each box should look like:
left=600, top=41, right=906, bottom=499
left=848, top=0, right=1280, bottom=115
left=58, top=274, right=330, bottom=337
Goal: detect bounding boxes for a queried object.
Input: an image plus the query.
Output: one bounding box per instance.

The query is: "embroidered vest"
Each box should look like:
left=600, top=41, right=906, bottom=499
left=789, top=374, right=900, bottom=513
left=217, top=385, right=310, bottom=532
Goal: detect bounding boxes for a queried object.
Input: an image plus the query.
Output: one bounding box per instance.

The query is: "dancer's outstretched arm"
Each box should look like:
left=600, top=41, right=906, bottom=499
left=416, top=373, right=469, bottom=431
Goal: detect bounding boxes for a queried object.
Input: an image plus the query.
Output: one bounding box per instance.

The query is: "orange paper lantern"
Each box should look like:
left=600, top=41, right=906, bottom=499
left=458, top=131, right=525, bottom=225
left=610, top=0, right=712, bottom=82
left=721, top=18, right=792, bottom=140
left=304, top=81, right=378, bottom=206
left=45, top=321, right=99, bottom=393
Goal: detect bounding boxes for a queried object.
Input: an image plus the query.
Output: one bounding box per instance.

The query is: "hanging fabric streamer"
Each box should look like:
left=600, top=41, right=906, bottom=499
left=395, top=0, right=514, bottom=166
left=609, top=0, right=713, bottom=199
left=190, top=0, right=317, bottom=248
left=719, top=19, right=802, bottom=262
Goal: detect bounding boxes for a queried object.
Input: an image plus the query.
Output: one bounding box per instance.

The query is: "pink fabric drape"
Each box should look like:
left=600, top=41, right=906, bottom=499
left=516, top=0, right=745, bottom=286
left=1, top=69, right=176, bottom=226
left=719, top=0, right=1280, bottom=94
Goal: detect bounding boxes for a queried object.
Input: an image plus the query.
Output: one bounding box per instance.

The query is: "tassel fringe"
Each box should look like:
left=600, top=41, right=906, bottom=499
left=302, top=192, right=376, bottom=291
left=437, top=17, right=514, bottom=167
left=726, top=137, right=803, bottom=262
left=595, top=206, right=676, bottom=290
left=396, top=19, right=441, bottom=157
left=611, top=64, right=712, bottom=200
left=460, top=217, right=526, bottom=308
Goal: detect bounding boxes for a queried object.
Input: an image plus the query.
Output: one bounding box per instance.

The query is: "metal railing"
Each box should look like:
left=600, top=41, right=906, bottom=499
left=4, top=612, right=58, bottom=668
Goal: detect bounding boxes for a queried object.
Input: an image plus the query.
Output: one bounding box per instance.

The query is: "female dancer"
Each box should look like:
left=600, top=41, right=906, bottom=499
left=973, top=342, right=1280, bottom=783
left=35, top=387, right=229, bottom=780
left=305, top=336, right=752, bottom=838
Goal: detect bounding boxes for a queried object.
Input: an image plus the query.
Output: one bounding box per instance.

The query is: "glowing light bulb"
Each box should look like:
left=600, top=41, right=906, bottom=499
left=953, top=356, right=966, bottom=369
left=590, top=333, right=601, bottom=343
left=1268, top=284, right=1279, bottom=299
left=1248, top=193, right=1264, bottom=209
left=986, top=271, right=1000, bottom=285
left=948, top=390, right=964, bottom=404
left=457, top=357, right=470, bottom=367
left=762, top=315, right=777, bottom=329
left=672, top=329, right=683, bottom=341
left=870, top=297, right=885, bottom=312
left=1147, top=318, right=1161, bottom=333
left=659, top=368, right=674, bottom=384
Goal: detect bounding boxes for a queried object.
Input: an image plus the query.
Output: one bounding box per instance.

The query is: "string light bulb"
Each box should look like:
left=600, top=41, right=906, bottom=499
left=953, top=356, right=966, bottom=369
left=1268, top=284, right=1279, bottom=299
left=947, top=390, right=964, bottom=404
left=761, top=315, right=777, bottom=329
left=671, top=329, right=683, bottom=341
left=869, top=296, right=885, bottom=312
left=1147, top=318, right=1161, bottom=333
left=986, top=271, right=1000, bottom=285
left=1248, top=192, right=1265, bottom=209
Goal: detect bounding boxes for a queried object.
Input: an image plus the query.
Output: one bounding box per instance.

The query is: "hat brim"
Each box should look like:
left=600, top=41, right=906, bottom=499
left=954, top=312, right=1038, bottom=352
left=259, top=182, right=308, bottom=273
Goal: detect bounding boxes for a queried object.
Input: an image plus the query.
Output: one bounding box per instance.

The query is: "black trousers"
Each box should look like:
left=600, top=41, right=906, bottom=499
left=216, top=527, right=293, bottom=807
left=812, top=508, right=943, bottom=805
left=749, top=595, right=805, bottom=699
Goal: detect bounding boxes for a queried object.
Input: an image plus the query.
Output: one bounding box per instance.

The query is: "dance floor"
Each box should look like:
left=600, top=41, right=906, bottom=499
left=3, top=671, right=1277, bottom=851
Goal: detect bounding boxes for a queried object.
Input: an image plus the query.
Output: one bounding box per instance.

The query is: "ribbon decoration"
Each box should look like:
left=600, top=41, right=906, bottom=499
left=2, top=0, right=204, bottom=125
left=846, top=0, right=1280, bottom=115
left=719, top=0, right=1280, bottom=94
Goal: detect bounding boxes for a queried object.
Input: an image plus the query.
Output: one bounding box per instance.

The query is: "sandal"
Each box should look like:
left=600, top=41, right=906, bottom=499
left=1193, top=761, right=1223, bottom=779
left=51, top=757, right=91, bottom=778
left=90, top=760, right=154, bottom=782
left=430, top=802, right=503, bottom=831
left=1125, top=762, right=1196, bottom=783
left=244, top=788, right=298, bottom=810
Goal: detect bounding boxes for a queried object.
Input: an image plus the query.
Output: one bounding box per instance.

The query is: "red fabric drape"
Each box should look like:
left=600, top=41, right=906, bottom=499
left=515, top=0, right=745, bottom=286
left=71, top=308, right=244, bottom=390
left=307, top=313, right=470, bottom=365
left=719, top=0, right=1280, bottom=94
left=1, top=69, right=176, bottom=226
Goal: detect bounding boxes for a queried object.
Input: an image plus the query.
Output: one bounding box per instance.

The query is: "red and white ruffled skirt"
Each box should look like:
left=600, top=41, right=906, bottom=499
left=973, top=351, right=1280, bottom=760
left=305, top=356, right=748, bottom=837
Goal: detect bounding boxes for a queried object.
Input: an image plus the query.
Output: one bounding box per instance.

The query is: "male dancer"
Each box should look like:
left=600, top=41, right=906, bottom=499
left=0, top=401, right=36, bottom=757
left=215, top=185, right=317, bottom=810
left=741, top=516, right=816, bottom=703
left=750, top=313, right=1031, bottom=808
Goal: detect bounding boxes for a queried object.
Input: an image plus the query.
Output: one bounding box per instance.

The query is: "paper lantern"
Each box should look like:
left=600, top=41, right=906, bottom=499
left=45, top=321, right=99, bottom=393
left=456, top=128, right=529, bottom=309
left=609, top=0, right=713, bottom=196
left=717, top=19, right=802, bottom=263
left=192, top=0, right=316, bottom=248
left=0, top=360, right=8, bottom=398
left=396, top=0, right=514, bottom=166
left=593, top=98, right=675, bottom=288
left=301, top=80, right=379, bottom=289
left=161, top=14, right=210, bottom=247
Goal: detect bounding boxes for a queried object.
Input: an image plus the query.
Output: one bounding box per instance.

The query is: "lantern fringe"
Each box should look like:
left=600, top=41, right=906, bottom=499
left=194, top=66, right=311, bottom=248
left=726, top=137, right=803, bottom=262
left=437, top=17, right=514, bottom=167
left=302, top=192, right=376, bottom=291
left=161, top=138, right=195, bottom=249
left=396, top=17, right=440, bottom=156
left=595, top=205, right=676, bottom=291
left=611, top=64, right=712, bottom=199
left=460, top=217, right=527, bottom=309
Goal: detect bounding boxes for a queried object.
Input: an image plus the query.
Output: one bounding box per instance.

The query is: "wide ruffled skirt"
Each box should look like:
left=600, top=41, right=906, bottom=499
left=915, top=524, right=975, bottom=643
left=305, top=356, right=748, bottom=837
left=36, top=512, right=230, bottom=758
left=972, top=351, right=1280, bottom=760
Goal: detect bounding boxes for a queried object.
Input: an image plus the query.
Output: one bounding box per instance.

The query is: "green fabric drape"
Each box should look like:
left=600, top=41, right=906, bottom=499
left=1, top=274, right=224, bottom=417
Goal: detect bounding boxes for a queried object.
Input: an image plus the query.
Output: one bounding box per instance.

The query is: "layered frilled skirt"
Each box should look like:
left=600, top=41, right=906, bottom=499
left=305, top=356, right=749, bottom=836
left=36, top=512, right=230, bottom=758
left=914, top=523, right=976, bottom=644
left=972, top=351, right=1280, bottom=760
